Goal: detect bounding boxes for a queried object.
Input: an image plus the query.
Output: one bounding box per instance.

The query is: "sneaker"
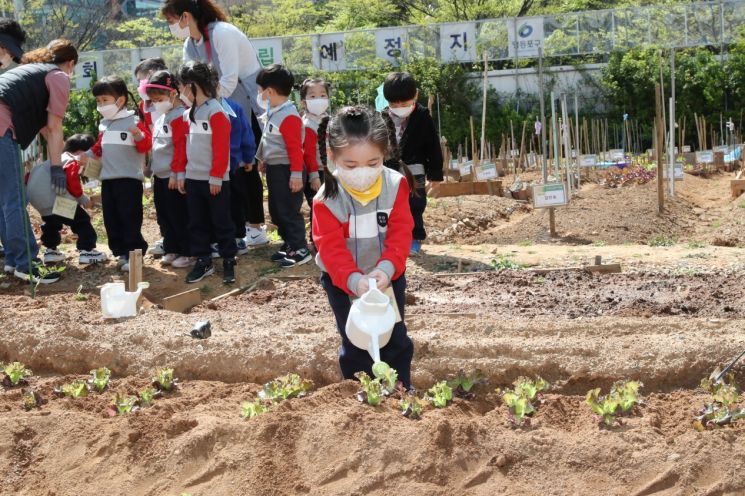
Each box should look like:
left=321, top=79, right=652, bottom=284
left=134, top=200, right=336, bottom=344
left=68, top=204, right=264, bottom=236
left=236, top=238, right=249, bottom=256
left=210, top=243, right=220, bottom=259
left=4, top=265, right=15, bottom=273
left=116, top=256, right=128, bottom=268
left=186, top=258, right=214, bottom=283
left=223, top=257, right=236, bottom=284
left=121, top=262, right=130, bottom=272
left=14, top=265, right=61, bottom=284
left=271, top=243, right=290, bottom=262
left=409, top=240, right=422, bottom=256
left=43, top=249, right=65, bottom=264
left=148, top=240, right=165, bottom=256
left=161, top=253, right=178, bottom=266
left=171, top=256, right=196, bottom=268
left=79, top=250, right=107, bottom=265
left=279, top=248, right=312, bottom=268
left=245, top=226, right=269, bottom=247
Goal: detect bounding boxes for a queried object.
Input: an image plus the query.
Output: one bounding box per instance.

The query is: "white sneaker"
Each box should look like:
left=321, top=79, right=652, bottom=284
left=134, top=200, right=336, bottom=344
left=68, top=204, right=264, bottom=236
left=245, top=227, right=268, bottom=247
left=116, top=256, right=128, bottom=268
left=161, top=253, right=177, bottom=265
left=43, top=249, right=65, bottom=263
left=172, top=256, right=196, bottom=268
left=4, top=264, right=15, bottom=273
left=210, top=243, right=220, bottom=259
left=121, top=262, right=130, bottom=272
left=79, top=250, right=107, bottom=265
left=147, top=240, right=165, bottom=256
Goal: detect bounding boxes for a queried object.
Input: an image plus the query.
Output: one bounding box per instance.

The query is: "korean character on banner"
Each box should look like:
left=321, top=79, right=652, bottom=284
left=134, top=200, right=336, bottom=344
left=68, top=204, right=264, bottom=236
left=528, top=40, right=533, bottom=47
left=320, top=42, right=338, bottom=61
left=534, top=40, right=541, bottom=48
left=257, top=47, right=275, bottom=66
left=385, top=37, right=402, bottom=58
left=512, top=41, right=519, bottom=49
left=82, top=61, right=97, bottom=78
left=520, top=41, right=526, bottom=49
left=450, top=32, right=468, bottom=51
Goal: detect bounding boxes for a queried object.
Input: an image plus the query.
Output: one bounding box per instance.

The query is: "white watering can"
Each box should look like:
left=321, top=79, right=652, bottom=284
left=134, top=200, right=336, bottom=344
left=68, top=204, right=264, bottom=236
left=345, top=279, right=396, bottom=363
left=100, top=282, right=149, bottom=318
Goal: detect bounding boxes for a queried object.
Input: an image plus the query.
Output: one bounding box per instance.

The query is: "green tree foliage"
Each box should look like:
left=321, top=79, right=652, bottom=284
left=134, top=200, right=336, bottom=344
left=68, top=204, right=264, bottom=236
left=108, top=18, right=175, bottom=49
left=64, top=73, right=99, bottom=138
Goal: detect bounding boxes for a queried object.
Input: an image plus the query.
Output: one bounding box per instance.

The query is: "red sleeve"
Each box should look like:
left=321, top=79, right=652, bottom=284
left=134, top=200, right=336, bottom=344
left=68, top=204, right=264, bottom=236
left=377, top=179, right=414, bottom=279
left=134, top=121, right=152, bottom=154
left=209, top=112, right=231, bottom=179
left=89, top=132, right=103, bottom=158
left=140, top=101, right=153, bottom=129
left=312, top=200, right=362, bottom=295
left=170, top=116, right=188, bottom=174
left=303, top=127, right=319, bottom=174
left=63, top=161, right=83, bottom=198
left=279, top=115, right=304, bottom=173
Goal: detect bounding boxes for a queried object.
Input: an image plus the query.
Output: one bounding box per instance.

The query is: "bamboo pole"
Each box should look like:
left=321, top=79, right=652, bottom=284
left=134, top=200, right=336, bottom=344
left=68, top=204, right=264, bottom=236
left=655, top=83, right=664, bottom=214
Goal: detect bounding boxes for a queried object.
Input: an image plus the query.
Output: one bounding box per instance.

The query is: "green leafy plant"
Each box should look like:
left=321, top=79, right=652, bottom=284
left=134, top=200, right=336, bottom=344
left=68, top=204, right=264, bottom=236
left=424, top=381, right=453, bottom=408
left=498, top=376, right=550, bottom=426
left=110, top=392, right=138, bottom=416
left=648, top=235, right=675, bottom=247
left=74, top=285, right=87, bottom=301
left=58, top=380, right=89, bottom=398
left=138, top=387, right=158, bottom=407
left=22, top=389, right=44, bottom=411
left=258, top=373, right=314, bottom=403
left=491, top=256, right=525, bottom=270
left=585, top=380, right=643, bottom=427
left=687, top=240, right=706, bottom=249
left=517, top=240, right=532, bottom=247
left=446, top=369, right=486, bottom=399
left=371, top=361, right=399, bottom=393
left=240, top=400, right=269, bottom=419
left=89, top=367, right=111, bottom=392
left=2, top=361, right=32, bottom=387
left=592, top=240, right=607, bottom=247
left=153, top=368, right=178, bottom=392
left=400, top=396, right=424, bottom=420
left=694, top=375, right=745, bottom=430
left=355, top=371, right=383, bottom=406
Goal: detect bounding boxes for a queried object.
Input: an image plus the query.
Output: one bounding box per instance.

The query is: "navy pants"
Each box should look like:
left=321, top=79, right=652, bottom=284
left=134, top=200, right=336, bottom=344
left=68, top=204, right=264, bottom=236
left=101, top=178, right=148, bottom=257
left=229, top=168, right=248, bottom=238
left=411, top=174, right=427, bottom=241
left=320, top=272, right=414, bottom=387
left=41, top=207, right=96, bottom=251
left=185, top=179, right=237, bottom=260
left=266, top=164, right=307, bottom=252
left=153, top=176, right=190, bottom=255
left=304, top=170, right=324, bottom=233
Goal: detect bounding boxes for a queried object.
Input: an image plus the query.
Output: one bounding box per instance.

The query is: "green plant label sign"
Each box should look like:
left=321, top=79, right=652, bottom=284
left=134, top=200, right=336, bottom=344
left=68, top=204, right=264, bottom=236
left=532, top=182, right=568, bottom=208
left=696, top=150, right=714, bottom=164
left=476, top=162, right=497, bottom=181
left=579, top=154, right=597, bottom=167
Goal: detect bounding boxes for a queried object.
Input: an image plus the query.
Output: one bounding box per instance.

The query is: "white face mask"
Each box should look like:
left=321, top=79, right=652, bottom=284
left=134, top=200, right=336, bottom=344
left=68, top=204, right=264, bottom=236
left=0, top=53, right=12, bottom=70
left=169, top=18, right=190, bottom=40
left=389, top=104, right=414, bottom=119
left=305, top=98, right=329, bottom=116
left=97, top=103, right=120, bottom=120
left=179, top=93, right=192, bottom=107
left=337, top=163, right=383, bottom=192
left=152, top=100, right=173, bottom=115
left=256, top=91, right=269, bottom=110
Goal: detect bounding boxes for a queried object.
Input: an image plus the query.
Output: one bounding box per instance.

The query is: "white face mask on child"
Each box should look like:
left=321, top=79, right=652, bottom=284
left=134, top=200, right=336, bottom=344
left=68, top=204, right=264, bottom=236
left=152, top=101, right=173, bottom=115
left=305, top=98, right=329, bottom=116
left=257, top=91, right=269, bottom=110
left=337, top=163, right=383, bottom=191
left=179, top=93, right=192, bottom=107
left=389, top=105, right=414, bottom=119
left=97, top=104, right=119, bottom=120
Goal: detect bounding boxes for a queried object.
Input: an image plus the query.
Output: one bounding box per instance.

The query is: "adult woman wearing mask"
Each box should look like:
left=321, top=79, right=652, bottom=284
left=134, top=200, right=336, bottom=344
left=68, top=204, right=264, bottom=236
left=162, top=0, right=266, bottom=245
left=0, top=36, right=78, bottom=284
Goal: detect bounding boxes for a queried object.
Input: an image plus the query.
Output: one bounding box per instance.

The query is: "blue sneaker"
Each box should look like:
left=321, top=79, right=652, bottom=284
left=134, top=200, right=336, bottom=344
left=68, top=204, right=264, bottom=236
left=410, top=240, right=422, bottom=255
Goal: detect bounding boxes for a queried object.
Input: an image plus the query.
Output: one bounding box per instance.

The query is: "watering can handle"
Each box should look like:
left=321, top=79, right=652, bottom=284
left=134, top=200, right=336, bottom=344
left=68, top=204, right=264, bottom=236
left=367, top=278, right=377, bottom=292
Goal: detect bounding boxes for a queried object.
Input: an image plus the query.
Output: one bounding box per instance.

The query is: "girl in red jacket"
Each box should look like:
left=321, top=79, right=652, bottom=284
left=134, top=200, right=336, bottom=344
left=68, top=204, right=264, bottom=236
left=312, top=106, right=415, bottom=388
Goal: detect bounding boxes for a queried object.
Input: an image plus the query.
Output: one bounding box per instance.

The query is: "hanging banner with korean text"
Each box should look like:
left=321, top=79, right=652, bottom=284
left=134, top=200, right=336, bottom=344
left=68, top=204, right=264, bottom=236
left=253, top=39, right=283, bottom=66
left=375, top=28, right=407, bottom=65
left=313, top=33, right=346, bottom=71
left=439, top=22, right=477, bottom=62
left=507, top=17, right=544, bottom=58
left=75, top=53, right=104, bottom=90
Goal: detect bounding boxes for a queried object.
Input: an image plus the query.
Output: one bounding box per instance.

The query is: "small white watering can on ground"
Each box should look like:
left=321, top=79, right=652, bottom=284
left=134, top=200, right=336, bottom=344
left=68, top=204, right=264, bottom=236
left=345, top=279, right=396, bottom=363
left=100, top=282, right=149, bottom=318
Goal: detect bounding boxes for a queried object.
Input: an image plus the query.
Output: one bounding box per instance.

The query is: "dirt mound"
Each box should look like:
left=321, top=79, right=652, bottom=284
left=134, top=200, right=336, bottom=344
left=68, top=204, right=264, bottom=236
left=1, top=375, right=744, bottom=495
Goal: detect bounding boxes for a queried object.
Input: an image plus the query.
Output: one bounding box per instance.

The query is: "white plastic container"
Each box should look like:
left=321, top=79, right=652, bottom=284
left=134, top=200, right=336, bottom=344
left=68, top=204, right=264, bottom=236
left=100, top=282, right=149, bottom=318
left=345, top=279, right=396, bottom=363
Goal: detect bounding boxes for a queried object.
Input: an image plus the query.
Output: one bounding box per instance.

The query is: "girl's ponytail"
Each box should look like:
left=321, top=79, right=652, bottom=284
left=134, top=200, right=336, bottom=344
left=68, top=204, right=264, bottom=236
left=318, top=115, right=340, bottom=199
left=129, top=90, right=146, bottom=122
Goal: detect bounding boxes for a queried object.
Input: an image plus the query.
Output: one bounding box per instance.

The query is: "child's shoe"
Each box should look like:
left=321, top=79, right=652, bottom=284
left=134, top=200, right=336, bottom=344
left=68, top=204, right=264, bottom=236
left=116, top=255, right=128, bottom=270
left=186, top=258, right=214, bottom=283
left=161, top=253, right=177, bottom=265
left=147, top=239, right=165, bottom=256
left=245, top=226, right=268, bottom=247
left=43, top=249, right=65, bottom=263
left=210, top=243, right=220, bottom=259
left=236, top=238, right=250, bottom=256
left=79, top=250, right=107, bottom=265
left=409, top=240, right=422, bottom=255
left=3, top=264, right=14, bottom=274
left=223, top=257, right=236, bottom=284
left=172, top=256, right=196, bottom=268
left=271, top=243, right=290, bottom=262
left=14, top=264, right=61, bottom=284
left=279, top=248, right=312, bottom=268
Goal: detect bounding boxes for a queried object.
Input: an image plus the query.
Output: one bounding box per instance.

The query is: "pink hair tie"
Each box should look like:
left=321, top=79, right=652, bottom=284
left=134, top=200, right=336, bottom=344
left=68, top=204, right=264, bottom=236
left=143, top=83, right=176, bottom=92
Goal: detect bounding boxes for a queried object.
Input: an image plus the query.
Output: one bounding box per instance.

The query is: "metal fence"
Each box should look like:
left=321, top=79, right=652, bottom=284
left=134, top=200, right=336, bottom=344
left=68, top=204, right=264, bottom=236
left=72, top=0, right=745, bottom=88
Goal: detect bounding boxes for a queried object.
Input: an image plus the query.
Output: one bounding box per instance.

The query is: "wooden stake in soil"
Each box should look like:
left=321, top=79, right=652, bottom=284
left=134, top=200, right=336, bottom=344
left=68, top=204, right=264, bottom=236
left=655, top=84, right=665, bottom=215
left=128, top=249, right=143, bottom=292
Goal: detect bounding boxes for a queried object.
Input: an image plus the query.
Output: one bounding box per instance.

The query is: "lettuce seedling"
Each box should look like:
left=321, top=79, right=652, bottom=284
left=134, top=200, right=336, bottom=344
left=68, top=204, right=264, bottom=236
left=355, top=371, right=383, bottom=406
left=152, top=368, right=178, bottom=392
left=694, top=375, right=745, bottom=430
left=2, top=361, right=32, bottom=387
left=258, top=373, right=313, bottom=403
left=498, top=376, right=549, bottom=426
left=58, top=380, right=89, bottom=398
left=22, top=389, right=44, bottom=411
left=89, top=367, right=111, bottom=393
left=585, top=380, right=643, bottom=427
left=447, top=369, right=487, bottom=399
left=138, top=387, right=159, bottom=407
left=400, top=396, right=424, bottom=419
left=372, top=361, right=399, bottom=394
left=424, top=381, right=453, bottom=408
left=111, top=392, right=138, bottom=416
left=240, top=400, right=269, bottom=419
